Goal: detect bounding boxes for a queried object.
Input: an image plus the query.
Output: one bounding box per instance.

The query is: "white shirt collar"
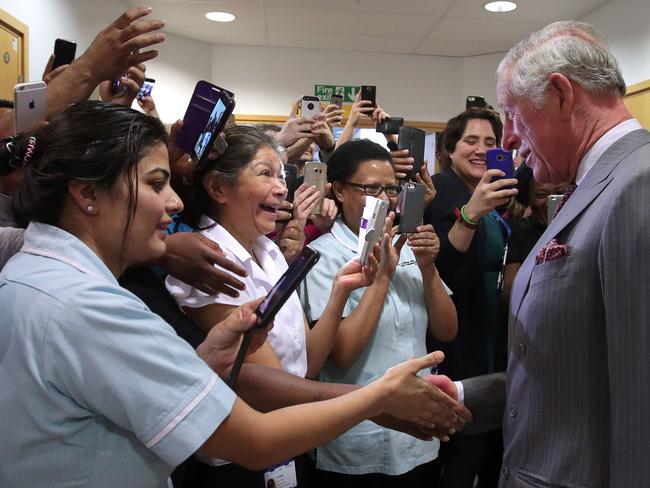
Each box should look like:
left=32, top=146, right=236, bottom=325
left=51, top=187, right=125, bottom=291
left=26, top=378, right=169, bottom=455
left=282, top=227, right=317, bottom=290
left=198, top=215, right=279, bottom=265
left=575, top=118, right=642, bottom=186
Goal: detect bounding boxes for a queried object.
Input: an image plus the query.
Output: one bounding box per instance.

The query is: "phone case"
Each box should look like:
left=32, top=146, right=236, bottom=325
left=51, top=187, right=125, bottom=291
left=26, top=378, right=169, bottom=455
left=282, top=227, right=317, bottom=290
left=194, top=92, right=236, bottom=167
left=547, top=194, right=564, bottom=223
left=175, top=81, right=223, bottom=154
left=303, top=161, right=327, bottom=214
left=53, top=39, right=76, bottom=69
left=361, top=85, right=376, bottom=107
left=283, top=163, right=298, bottom=203
left=228, top=246, right=320, bottom=388
left=301, top=96, right=321, bottom=119
left=376, top=117, right=404, bottom=135
left=398, top=182, right=426, bottom=233
left=358, top=197, right=389, bottom=266
left=14, top=81, right=47, bottom=135
left=398, top=126, right=425, bottom=181
left=486, top=148, right=514, bottom=181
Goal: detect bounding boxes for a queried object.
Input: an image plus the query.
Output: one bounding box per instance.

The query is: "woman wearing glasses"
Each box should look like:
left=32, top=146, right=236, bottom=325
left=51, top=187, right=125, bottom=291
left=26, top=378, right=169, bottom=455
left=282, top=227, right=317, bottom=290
left=299, top=139, right=457, bottom=487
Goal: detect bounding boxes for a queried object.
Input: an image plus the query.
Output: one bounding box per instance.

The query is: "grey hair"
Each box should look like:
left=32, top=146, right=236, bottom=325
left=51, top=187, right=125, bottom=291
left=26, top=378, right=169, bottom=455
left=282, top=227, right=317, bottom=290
left=497, top=21, right=626, bottom=107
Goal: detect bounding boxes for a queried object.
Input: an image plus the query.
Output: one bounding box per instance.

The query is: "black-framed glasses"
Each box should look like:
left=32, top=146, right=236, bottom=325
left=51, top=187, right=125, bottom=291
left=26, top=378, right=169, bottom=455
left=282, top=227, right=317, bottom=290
left=344, top=182, right=402, bottom=197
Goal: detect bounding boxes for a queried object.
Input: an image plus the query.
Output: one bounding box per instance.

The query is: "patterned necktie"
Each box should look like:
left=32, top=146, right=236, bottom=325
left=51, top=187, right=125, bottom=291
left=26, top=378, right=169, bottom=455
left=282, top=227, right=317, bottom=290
left=554, top=182, right=577, bottom=217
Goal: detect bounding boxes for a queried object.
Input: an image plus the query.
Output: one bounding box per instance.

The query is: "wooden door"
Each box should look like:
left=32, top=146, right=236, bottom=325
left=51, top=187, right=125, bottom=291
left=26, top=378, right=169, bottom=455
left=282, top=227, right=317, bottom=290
left=0, top=9, right=28, bottom=101
left=625, top=80, right=650, bottom=130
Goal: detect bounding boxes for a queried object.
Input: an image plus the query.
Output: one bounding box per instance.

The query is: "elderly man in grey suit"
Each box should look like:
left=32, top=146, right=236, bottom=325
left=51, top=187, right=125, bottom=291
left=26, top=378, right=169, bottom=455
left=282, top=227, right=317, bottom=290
left=432, top=20, right=650, bottom=487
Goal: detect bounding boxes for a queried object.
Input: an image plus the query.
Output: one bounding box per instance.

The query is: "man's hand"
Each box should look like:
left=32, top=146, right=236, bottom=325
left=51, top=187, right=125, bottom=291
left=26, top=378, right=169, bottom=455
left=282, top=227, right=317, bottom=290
left=160, top=233, right=247, bottom=296
left=42, top=54, right=69, bottom=84
left=196, top=298, right=268, bottom=377
left=347, top=92, right=375, bottom=127
left=277, top=99, right=318, bottom=147
left=75, top=6, right=166, bottom=85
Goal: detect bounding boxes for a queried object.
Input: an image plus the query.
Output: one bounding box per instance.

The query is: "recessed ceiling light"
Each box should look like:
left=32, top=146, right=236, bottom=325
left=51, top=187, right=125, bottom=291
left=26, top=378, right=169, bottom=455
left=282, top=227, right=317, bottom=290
left=484, top=1, right=517, bottom=13
left=205, top=11, right=236, bottom=22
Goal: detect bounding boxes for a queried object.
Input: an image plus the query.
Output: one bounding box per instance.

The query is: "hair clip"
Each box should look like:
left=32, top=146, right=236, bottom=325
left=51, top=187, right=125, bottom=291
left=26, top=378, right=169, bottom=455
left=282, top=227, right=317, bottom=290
left=0, top=136, right=23, bottom=171
left=22, top=136, right=37, bottom=165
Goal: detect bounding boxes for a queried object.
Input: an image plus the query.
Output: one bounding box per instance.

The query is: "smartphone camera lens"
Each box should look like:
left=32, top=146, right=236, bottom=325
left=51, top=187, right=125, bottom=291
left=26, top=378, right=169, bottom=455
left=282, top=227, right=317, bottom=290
left=307, top=103, right=314, bottom=110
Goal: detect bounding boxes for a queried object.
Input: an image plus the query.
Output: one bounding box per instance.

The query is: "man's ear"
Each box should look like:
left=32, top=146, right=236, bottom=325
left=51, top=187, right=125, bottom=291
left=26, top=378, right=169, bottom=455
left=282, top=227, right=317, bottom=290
left=548, top=73, right=575, bottom=121
left=203, top=171, right=229, bottom=205
left=67, top=180, right=99, bottom=214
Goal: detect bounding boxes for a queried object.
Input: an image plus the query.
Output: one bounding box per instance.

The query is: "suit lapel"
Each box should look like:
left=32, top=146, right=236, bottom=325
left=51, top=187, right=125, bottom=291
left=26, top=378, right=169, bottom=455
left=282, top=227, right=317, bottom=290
left=510, top=129, right=650, bottom=319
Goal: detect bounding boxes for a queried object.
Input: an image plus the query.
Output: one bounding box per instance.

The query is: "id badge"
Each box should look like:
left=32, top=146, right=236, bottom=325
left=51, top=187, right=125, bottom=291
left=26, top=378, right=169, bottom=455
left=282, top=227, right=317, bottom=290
left=263, top=459, right=297, bottom=488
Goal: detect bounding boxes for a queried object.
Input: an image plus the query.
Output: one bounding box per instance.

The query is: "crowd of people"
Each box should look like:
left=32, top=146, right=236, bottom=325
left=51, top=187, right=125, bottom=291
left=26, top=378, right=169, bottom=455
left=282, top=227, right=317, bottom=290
left=1, top=5, right=649, bottom=488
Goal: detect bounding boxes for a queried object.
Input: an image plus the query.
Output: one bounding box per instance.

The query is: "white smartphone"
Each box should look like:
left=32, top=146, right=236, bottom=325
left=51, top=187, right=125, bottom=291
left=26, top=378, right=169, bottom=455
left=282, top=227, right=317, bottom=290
left=303, top=161, right=327, bottom=214
left=301, top=96, right=321, bottom=120
left=358, top=197, right=389, bottom=266
left=14, top=81, right=47, bottom=135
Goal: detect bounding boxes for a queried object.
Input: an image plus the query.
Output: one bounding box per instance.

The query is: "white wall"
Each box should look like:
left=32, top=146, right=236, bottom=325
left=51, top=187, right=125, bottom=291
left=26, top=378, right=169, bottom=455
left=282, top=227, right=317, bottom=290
left=211, top=45, right=465, bottom=122
left=0, top=0, right=213, bottom=123
left=582, top=0, right=650, bottom=87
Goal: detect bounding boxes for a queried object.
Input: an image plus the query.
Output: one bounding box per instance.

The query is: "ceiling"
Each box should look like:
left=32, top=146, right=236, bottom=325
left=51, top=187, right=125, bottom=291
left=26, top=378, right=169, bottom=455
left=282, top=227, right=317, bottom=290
left=126, top=0, right=609, bottom=57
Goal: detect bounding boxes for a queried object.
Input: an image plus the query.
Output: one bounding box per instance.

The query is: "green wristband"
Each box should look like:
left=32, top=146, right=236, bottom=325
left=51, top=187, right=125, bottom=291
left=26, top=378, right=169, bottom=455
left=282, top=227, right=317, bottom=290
left=460, top=205, right=479, bottom=226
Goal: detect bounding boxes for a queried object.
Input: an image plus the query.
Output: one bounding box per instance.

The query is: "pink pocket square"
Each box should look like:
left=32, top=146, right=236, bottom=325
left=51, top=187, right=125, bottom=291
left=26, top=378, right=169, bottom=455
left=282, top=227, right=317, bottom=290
left=535, top=238, right=571, bottom=265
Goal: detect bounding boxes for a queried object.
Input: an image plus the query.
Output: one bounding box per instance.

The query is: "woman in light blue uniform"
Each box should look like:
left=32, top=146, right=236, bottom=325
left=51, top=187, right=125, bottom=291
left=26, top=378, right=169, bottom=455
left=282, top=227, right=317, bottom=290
left=0, top=102, right=451, bottom=488
left=300, top=139, right=458, bottom=487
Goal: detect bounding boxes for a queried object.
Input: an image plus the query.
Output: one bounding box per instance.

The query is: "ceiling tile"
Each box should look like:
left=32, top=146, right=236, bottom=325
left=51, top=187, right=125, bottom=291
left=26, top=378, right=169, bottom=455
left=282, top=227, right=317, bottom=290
left=428, top=17, right=544, bottom=44
left=268, top=31, right=419, bottom=54
left=166, top=26, right=268, bottom=46
left=265, top=5, right=438, bottom=38
left=414, top=38, right=512, bottom=57
left=132, top=1, right=266, bottom=29
left=264, top=0, right=455, bottom=16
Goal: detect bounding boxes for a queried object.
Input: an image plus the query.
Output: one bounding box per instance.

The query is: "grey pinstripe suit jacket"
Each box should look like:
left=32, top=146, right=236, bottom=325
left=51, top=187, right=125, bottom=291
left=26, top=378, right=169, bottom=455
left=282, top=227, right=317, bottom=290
left=498, top=129, right=650, bottom=487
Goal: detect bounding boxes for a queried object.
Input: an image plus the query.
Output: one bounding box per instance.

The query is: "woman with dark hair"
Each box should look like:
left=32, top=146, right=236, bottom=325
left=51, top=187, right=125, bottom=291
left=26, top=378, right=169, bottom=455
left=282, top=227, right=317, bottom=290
left=423, top=108, right=518, bottom=487
left=0, top=101, right=456, bottom=488
left=300, top=139, right=458, bottom=486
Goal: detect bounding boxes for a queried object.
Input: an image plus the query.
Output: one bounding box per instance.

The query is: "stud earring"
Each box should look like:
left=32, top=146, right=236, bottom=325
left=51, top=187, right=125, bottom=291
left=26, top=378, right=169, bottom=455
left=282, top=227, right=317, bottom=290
left=87, top=205, right=95, bottom=213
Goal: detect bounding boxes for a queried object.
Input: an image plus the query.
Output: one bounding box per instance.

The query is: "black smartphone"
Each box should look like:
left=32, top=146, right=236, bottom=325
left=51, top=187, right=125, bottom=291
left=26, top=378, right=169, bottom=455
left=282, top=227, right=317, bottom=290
left=228, top=247, right=321, bottom=388
left=137, top=78, right=155, bottom=100
left=52, top=39, right=76, bottom=69
left=283, top=163, right=298, bottom=203
left=376, top=116, right=404, bottom=134
left=361, top=85, right=376, bottom=107
left=397, top=182, right=426, bottom=233
left=330, top=94, right=344, bottom=109
left=466, top=95, right=487, bottom=110
left=398, top=126, right=426, bottom=181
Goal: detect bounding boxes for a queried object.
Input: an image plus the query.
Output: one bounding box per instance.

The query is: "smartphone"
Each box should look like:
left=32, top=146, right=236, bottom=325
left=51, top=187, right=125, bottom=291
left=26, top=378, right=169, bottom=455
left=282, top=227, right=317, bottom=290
left=176, top=80, right=233, bottom=156
left=301, top=96, right=321, bottom=119
left=283, top=163, right=298, bottom=203
left=303, top=161, right=327, bottom=214
left=137, top=78, right=155, bottom=100
left=361, top=85, right=376, bottom=108
left=13, top=81, right=47, bottom=135
left=397, top=182, right=426, bottom=233
left=466, top=95, right=487, bottom=110
left=329, top=94, right=343, bottom=109
left=547, top=194, right=564, bottom=223
left=398, top=126, right=426, bottom=181
left=486, top=148, right=515, bottom=183
left=52, top=39, right=76, bottom=69
left=376, top=116, right=404, bottom=134
left=228, top=246, right=321, bottom=388
left=358, top=197, right=389, bottom=266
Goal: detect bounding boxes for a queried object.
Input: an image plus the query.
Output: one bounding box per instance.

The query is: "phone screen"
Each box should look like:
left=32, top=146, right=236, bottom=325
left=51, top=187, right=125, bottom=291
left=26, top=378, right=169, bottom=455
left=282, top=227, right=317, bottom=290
left=193, top=96, right=229, bottom=163
left=137, top=78, right=155, bottom=100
